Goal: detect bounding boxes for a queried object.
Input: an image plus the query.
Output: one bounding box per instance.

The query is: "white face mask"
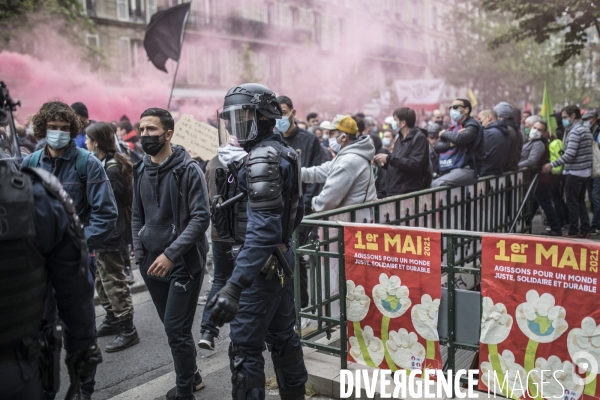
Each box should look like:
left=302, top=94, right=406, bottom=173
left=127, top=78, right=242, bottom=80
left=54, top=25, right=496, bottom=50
left=529, top=128, right=541, bottom=140
left=329, top=137, right=341, bottom=153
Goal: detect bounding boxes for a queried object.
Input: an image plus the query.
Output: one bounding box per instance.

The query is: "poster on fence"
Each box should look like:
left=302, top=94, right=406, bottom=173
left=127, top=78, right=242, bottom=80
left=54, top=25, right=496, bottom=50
left=343, top=223, right=442, bottom=375
left=479, top=234, right=600, bottom=400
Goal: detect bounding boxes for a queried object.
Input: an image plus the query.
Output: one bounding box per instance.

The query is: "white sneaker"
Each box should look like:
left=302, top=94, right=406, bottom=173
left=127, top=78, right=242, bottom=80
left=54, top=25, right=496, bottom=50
left=300, top=317, right=313, bottom=329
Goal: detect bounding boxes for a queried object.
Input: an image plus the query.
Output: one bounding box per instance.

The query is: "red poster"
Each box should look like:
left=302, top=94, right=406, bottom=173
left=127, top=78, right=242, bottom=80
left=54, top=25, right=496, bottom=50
left=480, top=234, right=600, bottom=400
left=344, top=223, right=442, bottom=374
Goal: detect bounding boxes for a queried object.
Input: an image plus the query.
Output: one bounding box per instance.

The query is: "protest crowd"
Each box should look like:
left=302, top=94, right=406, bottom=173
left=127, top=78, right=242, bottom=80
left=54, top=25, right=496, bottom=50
left=1, top=80, right=600, bottom=400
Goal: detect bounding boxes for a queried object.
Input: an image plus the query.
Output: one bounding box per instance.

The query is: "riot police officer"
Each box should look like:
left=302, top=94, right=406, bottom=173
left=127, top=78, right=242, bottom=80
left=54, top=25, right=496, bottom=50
left=208, top=83, right=308, bottom=400
left=0, top=82, right=100, bottom=400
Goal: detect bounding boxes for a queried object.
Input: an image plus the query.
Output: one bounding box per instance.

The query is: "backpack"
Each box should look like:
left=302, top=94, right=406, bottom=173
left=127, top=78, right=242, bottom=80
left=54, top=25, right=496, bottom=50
left=438, top=122, right=483, bottom=175
left=104, top=158, right=133, bottom=245
left=24, top=147, right=89, bottom=184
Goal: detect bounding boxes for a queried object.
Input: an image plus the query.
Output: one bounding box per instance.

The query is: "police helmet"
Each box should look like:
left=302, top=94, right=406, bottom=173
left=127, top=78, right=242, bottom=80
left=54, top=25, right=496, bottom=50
left=217, top=83, right=282, bottom=147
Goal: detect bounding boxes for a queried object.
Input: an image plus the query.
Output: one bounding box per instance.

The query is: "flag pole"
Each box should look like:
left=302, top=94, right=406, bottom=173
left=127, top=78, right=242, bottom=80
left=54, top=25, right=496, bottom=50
left=167, top=8, right=189, bottom=110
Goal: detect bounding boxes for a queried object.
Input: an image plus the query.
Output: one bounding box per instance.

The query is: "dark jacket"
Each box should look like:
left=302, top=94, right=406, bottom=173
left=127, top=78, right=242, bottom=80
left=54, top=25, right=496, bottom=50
left=22, top=141, right=118, bottom=250
left=132, top=146, right=210, bottom=276
left=31, top=178, right=95, bottom=352
left=383, top=127, right=430, bottom=196
left=375, top=148, right=391, bottom=198
left=503, top=117, right=523, bottom=172
left=96, top=153, right=132, bottom=252
left=229, top=134, right=304, bottom=289
left=480, top=121, right=510, bottom=177
left=434, top=116, right=484, bottom=174
left=278, top=126, right=322, bottom=213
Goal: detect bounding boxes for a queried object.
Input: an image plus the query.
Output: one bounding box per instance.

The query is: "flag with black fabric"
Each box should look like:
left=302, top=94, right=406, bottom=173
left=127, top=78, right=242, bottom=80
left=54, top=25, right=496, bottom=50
left=143, top=2, right=190, bottom=73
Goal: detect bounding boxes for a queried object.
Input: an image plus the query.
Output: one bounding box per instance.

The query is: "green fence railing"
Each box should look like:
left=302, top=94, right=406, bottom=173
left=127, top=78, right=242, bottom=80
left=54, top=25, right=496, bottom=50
left=293, top=169, right=536, bottom=375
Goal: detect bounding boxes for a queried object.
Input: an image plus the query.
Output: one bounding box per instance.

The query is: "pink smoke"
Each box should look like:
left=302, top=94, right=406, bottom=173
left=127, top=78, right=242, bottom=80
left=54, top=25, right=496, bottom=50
left=1, top=51, right=172, bottom=123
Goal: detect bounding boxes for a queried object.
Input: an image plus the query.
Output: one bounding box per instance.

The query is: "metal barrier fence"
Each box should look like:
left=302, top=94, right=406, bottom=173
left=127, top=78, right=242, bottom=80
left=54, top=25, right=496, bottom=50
left=293, top=169, right=535, bottom=374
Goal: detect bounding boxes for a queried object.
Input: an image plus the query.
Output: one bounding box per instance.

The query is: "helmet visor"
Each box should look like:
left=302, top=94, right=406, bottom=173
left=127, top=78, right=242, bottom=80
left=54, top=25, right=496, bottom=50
left=217, top=105, right=257, bottom=145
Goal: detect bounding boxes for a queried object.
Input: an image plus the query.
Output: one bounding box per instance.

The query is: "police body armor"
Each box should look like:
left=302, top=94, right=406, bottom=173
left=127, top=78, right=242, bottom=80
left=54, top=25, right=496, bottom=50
left=0, top=167, right=47, bottom=349
left=212, top=159, right=248, bottom=244
left=0, top=165, right=87, bottom=395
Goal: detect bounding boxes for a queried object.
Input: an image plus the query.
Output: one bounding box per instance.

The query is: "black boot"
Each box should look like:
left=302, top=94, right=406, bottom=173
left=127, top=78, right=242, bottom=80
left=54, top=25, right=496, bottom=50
left=97, top=312, right=120, bottom=337
left=105, top=319, right=139, bottom=352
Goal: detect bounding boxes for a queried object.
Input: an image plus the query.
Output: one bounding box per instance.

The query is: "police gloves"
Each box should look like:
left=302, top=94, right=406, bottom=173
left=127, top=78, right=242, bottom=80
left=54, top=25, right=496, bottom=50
left=65, top=343, right=103, bottom=387
left=208, top=280, right=242, bottom=327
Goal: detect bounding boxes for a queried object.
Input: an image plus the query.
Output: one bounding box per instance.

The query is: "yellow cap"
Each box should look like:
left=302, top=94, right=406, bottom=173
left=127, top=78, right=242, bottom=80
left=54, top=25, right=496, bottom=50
left=321, top=114, right=358, bottom=135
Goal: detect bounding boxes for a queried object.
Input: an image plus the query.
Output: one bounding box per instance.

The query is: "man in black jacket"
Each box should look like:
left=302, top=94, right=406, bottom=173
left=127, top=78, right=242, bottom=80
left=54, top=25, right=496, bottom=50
left=494, top=102, right=522, bottom=172
left=478, top=109, right=510, bottom=177
left=275, top=95, right=321, bottom=316
left=374, top=107, right=430, bottom=195
left=432, top=99, right=484, bottom=187
left=132, top=108, right=210, bottom=400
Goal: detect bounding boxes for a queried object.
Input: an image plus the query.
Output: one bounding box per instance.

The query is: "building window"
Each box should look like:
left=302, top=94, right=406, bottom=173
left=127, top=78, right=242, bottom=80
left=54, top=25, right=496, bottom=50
left=119, top=37, right=132, bottom=78
left=79, top=0, right=87, bottom=12
left=431, top=6, right=438, bottom=30
left=186, top=48, right=207, bottom=85
left=117, top=0, right=129, bottom=20
left=86, top=33, right=99, bottom=48
left=273, top=2, right=292, bottom=26
left=146, top=0, right=157, bottom=22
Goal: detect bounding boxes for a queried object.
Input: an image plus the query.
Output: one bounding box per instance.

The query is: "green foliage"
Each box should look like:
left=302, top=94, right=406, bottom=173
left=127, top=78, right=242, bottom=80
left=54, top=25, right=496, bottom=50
left=438, top=0, right=599, bottom=109
left=0, top=0, right=99, bottom=64
left=481, top=0, right=600, bottom=66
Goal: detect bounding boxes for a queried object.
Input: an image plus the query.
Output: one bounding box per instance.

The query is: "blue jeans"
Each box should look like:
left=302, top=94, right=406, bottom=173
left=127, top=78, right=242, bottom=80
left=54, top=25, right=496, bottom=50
left=200, top=241, right=235, bottom=337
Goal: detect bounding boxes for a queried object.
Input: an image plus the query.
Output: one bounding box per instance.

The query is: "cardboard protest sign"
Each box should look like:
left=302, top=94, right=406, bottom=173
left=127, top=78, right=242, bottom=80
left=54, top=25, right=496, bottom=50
left=479, top=234, right=600, bottom=400
left=344, top=223, right=442, bottom=375
left=173, top=113, right=218, bottom=161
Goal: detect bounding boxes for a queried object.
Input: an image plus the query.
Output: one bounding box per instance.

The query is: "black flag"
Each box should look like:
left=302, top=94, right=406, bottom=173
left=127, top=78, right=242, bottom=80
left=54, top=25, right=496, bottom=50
left=143, top=2, right=190, bottom=73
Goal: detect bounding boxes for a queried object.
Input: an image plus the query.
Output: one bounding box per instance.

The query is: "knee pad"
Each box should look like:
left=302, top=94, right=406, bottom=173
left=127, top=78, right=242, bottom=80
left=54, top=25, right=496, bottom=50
left=271, top=349, right=305, bottom=400
left=229, top=342, right=266, bottom=400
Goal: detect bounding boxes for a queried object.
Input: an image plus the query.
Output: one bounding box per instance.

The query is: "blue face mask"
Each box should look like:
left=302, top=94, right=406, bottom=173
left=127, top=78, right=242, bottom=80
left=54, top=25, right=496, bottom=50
left=391, top=121, right=399, bottom=133
left=583, top=120, right=591, bottom=129
left=449, top=109, right=462, bottom=122
left=371, top=126, right=377, bottom=134
left=562, top=118, right=571, bottom=128
left=276, top=116, right=291, bottom=133
left=46, top=129, right=71, bottom=150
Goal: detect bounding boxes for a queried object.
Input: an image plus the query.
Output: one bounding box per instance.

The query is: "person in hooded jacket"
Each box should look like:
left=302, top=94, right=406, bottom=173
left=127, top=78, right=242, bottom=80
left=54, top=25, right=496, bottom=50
left=132, top=108, right=210, bottom=400
left=302, top=115, right=377, bottom=212
left=477, top=109, right=510, bottom=177
left=374, top=107, right=430, bottom=195
left=85, top=122, right=139, bottom=352
left=494, top=102, right=523, bottom=172
left=432, top=99, right=484, bottom=187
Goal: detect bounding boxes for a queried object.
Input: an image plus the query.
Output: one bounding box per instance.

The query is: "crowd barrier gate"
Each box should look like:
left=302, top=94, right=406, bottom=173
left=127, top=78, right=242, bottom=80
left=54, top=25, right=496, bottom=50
left=292, top=169, right=536, bottom=393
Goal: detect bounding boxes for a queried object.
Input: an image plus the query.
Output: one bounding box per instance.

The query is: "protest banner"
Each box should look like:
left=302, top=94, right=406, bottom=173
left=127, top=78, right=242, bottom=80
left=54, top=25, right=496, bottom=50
left=479, top=234, right=600, bottom=400
left=172, top=113, right=219, bottom=161
left=344, top=223, right=442, bottom=375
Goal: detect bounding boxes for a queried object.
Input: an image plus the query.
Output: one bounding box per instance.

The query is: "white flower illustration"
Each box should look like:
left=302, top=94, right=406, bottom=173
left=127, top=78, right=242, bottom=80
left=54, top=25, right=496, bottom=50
left=480, top=350, right=527, bottom=397
left=411, top=294, right=440, bottom=341
left=567, top=317, right=600, bottom=374
left=349, top=325, right=384, bottom=366
left=515, top=290, right=568, bottom=343
left=530, top=356, right=583, bottom=400
left=480, top=297, right=513, bottom=344
left=346, top=280, right=370, bottom=322
left=385, top=328, right=426, bottom=370
left=372, top=274, right=411, bottom=318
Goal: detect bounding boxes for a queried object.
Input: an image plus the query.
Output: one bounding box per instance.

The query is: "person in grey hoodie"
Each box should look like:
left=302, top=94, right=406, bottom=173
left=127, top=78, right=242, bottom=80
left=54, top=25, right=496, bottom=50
left=301, top=114, right=377, bottom=212
left=132, top=108, right=210, bottom=400
left=542, top=105, right=594, bottom=238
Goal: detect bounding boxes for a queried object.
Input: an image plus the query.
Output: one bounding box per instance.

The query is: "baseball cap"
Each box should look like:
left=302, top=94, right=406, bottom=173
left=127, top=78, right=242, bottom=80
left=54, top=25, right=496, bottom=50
left=319, top=120, right=331, bottom=128
left=582, top=109, right=597, bottom=120
left=321, top=114, right=358, bottom=135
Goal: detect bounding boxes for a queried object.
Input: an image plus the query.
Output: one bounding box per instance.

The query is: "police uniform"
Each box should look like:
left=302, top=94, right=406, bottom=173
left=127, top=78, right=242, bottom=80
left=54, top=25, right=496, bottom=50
left=0, top=165, right=97, bottom=400
left=209, top=84, right=308, bottom=400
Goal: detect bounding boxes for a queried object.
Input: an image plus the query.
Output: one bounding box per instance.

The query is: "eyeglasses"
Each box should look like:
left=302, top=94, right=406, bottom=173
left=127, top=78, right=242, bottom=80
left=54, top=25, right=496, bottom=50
left=449, top=105, right=464, bottom=110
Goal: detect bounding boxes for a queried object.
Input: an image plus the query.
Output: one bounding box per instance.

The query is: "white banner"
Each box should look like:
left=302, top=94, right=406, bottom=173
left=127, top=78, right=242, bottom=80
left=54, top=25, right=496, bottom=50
left=394, top=79, right=445, bottom=106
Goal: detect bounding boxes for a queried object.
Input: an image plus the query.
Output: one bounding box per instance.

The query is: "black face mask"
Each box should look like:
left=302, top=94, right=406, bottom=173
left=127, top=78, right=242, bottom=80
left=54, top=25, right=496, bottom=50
left=141, top=133, right=166, bottom=156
